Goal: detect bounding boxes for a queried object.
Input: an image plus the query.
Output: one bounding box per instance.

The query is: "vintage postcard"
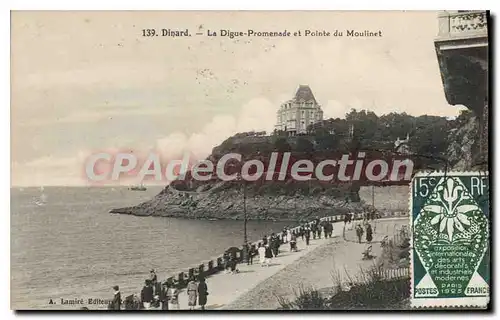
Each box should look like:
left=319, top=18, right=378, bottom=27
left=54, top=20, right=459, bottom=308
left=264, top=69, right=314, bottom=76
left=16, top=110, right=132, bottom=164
left=10, top=11, right=489, bottom=311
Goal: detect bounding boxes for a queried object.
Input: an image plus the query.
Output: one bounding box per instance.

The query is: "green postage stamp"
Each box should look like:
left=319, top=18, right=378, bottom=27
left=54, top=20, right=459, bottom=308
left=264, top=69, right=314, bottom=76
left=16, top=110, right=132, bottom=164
left=411, top=171, right=490, bottom=308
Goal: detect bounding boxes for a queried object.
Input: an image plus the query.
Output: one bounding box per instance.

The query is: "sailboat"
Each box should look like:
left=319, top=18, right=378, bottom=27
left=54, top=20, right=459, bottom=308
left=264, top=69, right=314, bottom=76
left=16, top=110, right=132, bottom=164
left=34, top=186, right=48, bottom=206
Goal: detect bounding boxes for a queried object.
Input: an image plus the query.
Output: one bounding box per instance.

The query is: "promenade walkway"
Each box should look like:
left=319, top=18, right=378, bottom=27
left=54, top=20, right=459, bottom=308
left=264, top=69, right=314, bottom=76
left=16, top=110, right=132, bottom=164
left=165, top=217, right=406, bottom=310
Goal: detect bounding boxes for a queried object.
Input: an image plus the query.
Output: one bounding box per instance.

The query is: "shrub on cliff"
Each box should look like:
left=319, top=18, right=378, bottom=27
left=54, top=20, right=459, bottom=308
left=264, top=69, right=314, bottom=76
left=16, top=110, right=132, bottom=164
left=328, top=270, right=410, bottom=310
left=277, top=267, right=410, bottom=310
left=276, top=285, right=328, bottom=310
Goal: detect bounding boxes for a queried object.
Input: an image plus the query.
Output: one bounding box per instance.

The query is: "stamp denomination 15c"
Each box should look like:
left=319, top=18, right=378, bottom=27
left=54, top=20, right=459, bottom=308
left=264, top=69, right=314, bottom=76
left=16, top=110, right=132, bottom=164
left=411, top=171, right=489, bottom=308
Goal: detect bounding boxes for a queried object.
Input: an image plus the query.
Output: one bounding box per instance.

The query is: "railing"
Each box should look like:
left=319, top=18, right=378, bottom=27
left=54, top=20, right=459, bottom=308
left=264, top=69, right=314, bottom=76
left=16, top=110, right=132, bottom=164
left=378, top=267, right=410, bottom=280
left=437, top=10, right=488, bottom=39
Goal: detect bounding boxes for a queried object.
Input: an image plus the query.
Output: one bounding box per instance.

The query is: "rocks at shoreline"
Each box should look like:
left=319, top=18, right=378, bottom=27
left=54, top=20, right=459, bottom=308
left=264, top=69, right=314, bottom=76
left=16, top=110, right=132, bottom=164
left=110, top=181, right=369, bottom=221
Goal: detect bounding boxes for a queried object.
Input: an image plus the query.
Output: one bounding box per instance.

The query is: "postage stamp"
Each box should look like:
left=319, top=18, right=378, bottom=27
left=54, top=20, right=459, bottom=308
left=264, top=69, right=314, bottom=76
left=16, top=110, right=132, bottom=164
left=10, top=10, right=489, bottom=310
left=410, top=171, right=490, bottom=308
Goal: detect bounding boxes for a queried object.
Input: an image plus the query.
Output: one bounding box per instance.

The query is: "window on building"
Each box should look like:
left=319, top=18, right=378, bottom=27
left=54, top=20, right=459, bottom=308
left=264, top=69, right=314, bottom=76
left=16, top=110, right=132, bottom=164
left=302, top=110, right=305, bottom=117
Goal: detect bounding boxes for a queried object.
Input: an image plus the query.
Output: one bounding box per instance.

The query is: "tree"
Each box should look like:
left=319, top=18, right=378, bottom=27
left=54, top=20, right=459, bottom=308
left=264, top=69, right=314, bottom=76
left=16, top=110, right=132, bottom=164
left=295, top=137, right=315, bottom=153
left=274, top=137, right=292, bottom=152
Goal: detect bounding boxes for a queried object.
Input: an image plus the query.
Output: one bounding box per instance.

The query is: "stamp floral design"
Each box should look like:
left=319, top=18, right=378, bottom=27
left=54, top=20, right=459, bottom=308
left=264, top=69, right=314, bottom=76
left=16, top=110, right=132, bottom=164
left=411, top=172, right=489, bottom=308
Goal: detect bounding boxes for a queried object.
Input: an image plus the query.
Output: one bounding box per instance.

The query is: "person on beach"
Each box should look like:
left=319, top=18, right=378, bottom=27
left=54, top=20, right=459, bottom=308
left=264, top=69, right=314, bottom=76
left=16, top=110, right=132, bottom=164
left=366, top=223, right=373, bottom=243
left=187, top=276, right=198, bottom=310
left=159, top=282, right=169, bottom=310
left=110, top=285, right=121, bottom=310
left=287, top=228, right=292, bottom=243
left=141, top=280, right=154, bottom=310
left=198, top=277, right=208, bottom=310
left=167, top=282, right=180, bottom=310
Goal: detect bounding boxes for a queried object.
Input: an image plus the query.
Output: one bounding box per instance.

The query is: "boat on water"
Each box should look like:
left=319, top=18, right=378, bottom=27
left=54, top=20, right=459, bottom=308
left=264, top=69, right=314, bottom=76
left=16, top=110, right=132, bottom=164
left=129, top=184, right=147, bottom=191
left=34, top=186, right=48, bottom=206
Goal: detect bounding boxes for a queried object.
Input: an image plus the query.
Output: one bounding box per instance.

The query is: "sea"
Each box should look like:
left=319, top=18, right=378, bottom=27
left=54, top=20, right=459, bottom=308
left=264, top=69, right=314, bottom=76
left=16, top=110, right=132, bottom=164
left=10, top=186, right=289, bottom=310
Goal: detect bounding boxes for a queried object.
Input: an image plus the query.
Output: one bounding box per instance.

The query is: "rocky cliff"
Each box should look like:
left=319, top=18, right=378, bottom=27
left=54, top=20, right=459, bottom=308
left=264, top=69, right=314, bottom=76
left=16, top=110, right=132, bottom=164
left=446, top=112, right=486, bottom=171
left=111, top=180, right=369, bottom=221
left=110, top=110, right=484, bottom=221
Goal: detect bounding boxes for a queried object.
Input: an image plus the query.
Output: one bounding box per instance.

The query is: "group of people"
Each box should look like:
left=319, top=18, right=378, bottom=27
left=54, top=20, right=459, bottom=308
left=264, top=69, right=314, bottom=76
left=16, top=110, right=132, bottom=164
left=109, top=269, right=209, bottom=311
left=296, top=220, right=335, bottom=245
left=107, top=217, right=339, bottom=311
left=355, top=222, right=373, bottom=244
left=223, top=251, right=240, bottom=273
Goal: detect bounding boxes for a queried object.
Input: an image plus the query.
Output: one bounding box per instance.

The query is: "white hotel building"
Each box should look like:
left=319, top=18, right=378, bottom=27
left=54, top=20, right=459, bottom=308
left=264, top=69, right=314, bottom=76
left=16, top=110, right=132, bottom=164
left=275, top=85, right=324, bottom=136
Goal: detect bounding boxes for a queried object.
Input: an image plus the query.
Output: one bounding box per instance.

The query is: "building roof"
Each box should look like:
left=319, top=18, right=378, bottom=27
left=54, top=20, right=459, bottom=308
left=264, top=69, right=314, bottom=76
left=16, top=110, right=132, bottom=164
left=293, top=85, right=317, bottom=104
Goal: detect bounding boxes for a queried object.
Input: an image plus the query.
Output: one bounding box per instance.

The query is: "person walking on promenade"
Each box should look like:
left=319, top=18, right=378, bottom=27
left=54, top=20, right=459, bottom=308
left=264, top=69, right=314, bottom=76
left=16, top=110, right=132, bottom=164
left=150, top=269, right=157, bottom=284
left=273, top=235, right=281, bottom=257
left=167, top=282, right=180, bottom=310
left=264, top=244, right=273, bottom=267
left=356, top=224, right=364, bottom=243
left=229, top=256, right=239, bottom=274
left=149, top=269, right=159, bottom=298
left=110, top=285, right=121, bottom=310
left=258, top=242, right=266, bottom=266
left=270, top=233, right=278, bottom=257
left=198, top=277, right=208, bottom=310
left=243, top=242, right=250, bottom=264
left=366, top=223, right=373, bottom=243
left=287, top=228, right=292, bottom=244
left=187, top=276, right=198, bottom=310
left=290, top=234, right=297, bottom=252
left=248, top=244, right=256, bottom=265
left=305, top=226, right=311, bottom=246
left=223, top=252, right=231, bottom=274
left=282, top=228, right=288, bottom=243
left=159, top=282, right=169, bottom=310
left=141, top=280, right=154, bottom=310
left=262, top=235, right=268, bottom=246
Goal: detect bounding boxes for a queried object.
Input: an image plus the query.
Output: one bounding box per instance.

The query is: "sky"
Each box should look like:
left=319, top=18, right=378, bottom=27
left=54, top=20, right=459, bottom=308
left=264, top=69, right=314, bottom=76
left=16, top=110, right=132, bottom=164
left=10, top=11, right=466, bottom=186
